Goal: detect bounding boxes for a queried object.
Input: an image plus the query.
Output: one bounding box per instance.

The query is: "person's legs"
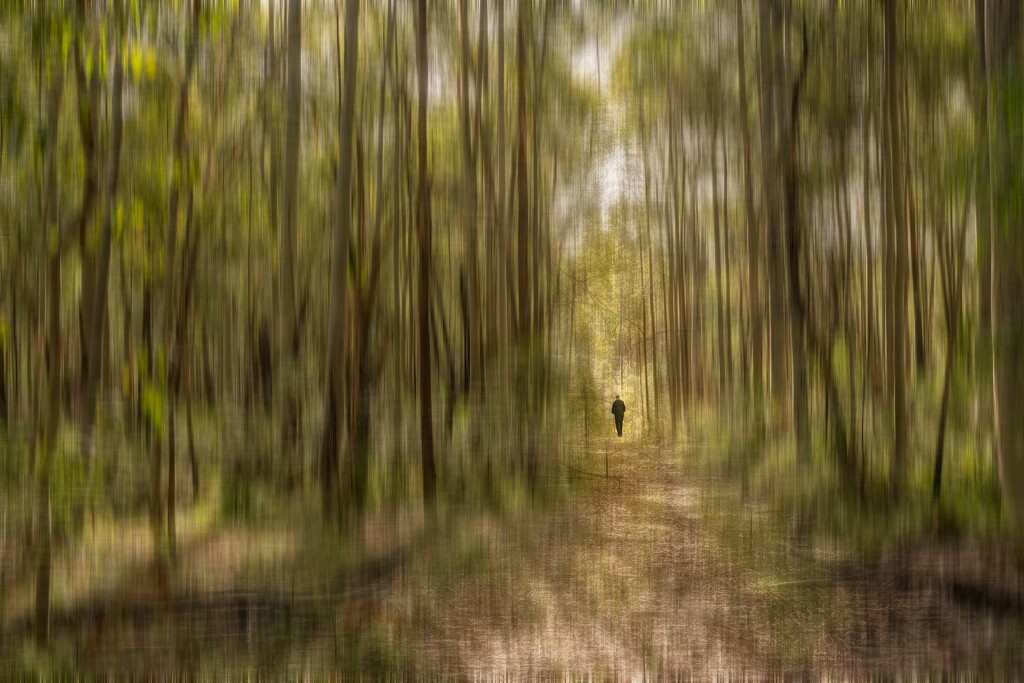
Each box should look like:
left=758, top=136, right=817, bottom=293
left=615, top=416, right=623, bottom=437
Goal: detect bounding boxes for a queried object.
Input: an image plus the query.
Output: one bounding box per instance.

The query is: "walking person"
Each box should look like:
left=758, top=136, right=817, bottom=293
left=611, top=395, right=626, bottom=437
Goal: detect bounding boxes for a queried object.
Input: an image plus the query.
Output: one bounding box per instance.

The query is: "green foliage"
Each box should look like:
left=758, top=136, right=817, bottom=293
left=141, top=380, right=165, bottom=435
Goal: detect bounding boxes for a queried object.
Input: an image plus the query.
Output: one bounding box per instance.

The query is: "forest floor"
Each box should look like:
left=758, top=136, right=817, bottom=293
left=5, top=434, right=1024, bottom=677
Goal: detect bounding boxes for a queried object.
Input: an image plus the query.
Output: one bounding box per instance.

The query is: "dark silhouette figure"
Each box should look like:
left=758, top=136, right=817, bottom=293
left=611, top=395, right=626, bottom=437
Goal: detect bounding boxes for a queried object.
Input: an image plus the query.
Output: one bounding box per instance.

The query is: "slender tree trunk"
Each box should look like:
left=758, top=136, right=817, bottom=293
left=863, top=52, right=880, bottom=397
left=415, top=0, right=437, bottom=503
left=166, top=197, right=200, bottom=558
left=163, top=3, right=201, bottom=563
left=738, top=0, right=763, bottom=415
left=908, top=173, right=927, bottom=373
left=722, top=129, right=735, bottom=391
left=515, top=0, right=531, bottom=340
left=186, top=368, right=199, bottom=500
left=279, top=0, right=302, bottom=486
left=72, top=41, right=101, bottom=411
left=79, top=45, right=126, bottom=472
left=0, top=319, right=6, bottom=428
left=781, top=11, right=810, bottom=462
left=640, top=112, right=661, bottom=430
left=458, top=0, right=480, bottom=396
left=711, top=124, right=728, bottom=399
left=933, top=192, right=968, bottom=505
left=639, top=198, right=651, bottom=424
left=883, top=0, right=909, bottom=495
left=974, top=0, right=993, bottom=457
left=759, top=0, right=788, bottom=410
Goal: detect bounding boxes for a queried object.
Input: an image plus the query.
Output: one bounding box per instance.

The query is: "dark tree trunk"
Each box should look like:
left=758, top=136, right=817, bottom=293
left=416, top=0, right=437, bottom=503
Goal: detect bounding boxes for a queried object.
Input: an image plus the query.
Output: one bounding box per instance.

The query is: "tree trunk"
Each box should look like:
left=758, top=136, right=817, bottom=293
left=639, top=100, right=661, bottom=431
left=72, top=41, right=102, bottom=411
left=186, top=369, right=199, bottom=500
left=883, top=0, right=909, bottom=495
left=79, top=44, right=126, bottom=472
left=515, top=0, right=531, bottom=341
left=781, top=11, right=810, bottom=462
left=711, top=123, right=729, bottom=399
left=737, top=0, right=763, bottom=415
left=322, top=0, right=361, bottom=517
left=932, top=192, right=968, bottom=505
left=279, top=0, right=302, bottom=486
left=974, top=0, right=994, bottom=459
left=166, top=198, right=200, bottom=558
left=759, top=0, right=788, bottom=410
left=458, top=0, right=480, bottom=395
left=416, top=0, right=437, bottom=503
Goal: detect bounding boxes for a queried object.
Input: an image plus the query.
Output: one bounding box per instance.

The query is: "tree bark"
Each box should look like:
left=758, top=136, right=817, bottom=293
left=883, top=0, right=909, bottom=495
left=515, top=0, right=531, bottom=341
left=711, top=122, right=729, bottom=399
left=737, top=0, right=763, bottom=414
left=279, top=0, right=302, bottom=486
left=759, top=0, right=788, bottom=409
left=782, top=11, right=811, bottom=462
left=415, top=0, right=437, bottom=503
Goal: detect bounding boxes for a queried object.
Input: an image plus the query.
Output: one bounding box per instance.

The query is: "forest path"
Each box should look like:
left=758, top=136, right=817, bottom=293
left=394, top=435, right=767, bottom=676
left=395, top=433, right=1020, bottom=677
left=11, top=433, right=1019, bottom=676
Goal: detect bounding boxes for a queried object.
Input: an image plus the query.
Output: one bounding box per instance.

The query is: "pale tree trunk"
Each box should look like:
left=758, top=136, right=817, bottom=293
left=986, top=0, right=1024, bottom=542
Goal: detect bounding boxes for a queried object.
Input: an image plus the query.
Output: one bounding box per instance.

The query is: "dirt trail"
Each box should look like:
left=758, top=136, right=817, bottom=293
left=394, top=436, right=725, bottom=676
left=390, top=437, right=1023, bottom=677
left=9, top=436, right=1023, bottom=677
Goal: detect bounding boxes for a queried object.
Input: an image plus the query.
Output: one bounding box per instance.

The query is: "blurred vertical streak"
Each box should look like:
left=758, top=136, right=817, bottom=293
left=322, top=0, right=361, bottom=517
left=278, top=0, right=302, bottom=486
left=986, top=0, right=1024, bottom=543
left=415, top=0, right=437, bottom=503
left=33, top=53, right=65, bottom=648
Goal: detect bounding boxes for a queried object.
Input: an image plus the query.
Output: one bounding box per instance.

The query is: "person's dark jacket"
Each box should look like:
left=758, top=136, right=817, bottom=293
left=611, top=399, right=626, bottom=418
